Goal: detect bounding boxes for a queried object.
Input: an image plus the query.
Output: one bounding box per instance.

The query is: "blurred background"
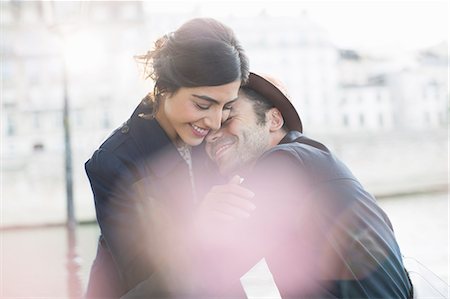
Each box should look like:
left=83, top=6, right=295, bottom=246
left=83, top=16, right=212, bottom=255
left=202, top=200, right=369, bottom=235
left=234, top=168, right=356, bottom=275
left=1, top=0, right=448, bottom=298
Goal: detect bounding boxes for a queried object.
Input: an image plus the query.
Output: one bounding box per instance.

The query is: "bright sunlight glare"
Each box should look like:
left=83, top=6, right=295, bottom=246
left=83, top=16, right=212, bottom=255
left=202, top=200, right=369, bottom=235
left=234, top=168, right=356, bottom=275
left=62, top=30, right=105, bottom=73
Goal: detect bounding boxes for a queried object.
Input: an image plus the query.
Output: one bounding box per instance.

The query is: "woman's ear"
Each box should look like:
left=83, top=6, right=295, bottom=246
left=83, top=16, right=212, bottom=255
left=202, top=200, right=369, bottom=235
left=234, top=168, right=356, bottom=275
left=267, top=108, right=284, bottom=132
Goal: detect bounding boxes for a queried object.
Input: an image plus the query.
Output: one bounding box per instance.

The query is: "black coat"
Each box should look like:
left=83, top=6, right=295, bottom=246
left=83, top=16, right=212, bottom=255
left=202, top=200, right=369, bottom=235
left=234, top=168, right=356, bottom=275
left=84, top=99, right=218, bottom=298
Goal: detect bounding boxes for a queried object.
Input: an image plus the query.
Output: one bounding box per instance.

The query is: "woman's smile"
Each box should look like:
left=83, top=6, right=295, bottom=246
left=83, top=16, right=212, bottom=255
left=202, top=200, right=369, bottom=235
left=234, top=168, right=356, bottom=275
left=190, top=123, right=210, bottom=137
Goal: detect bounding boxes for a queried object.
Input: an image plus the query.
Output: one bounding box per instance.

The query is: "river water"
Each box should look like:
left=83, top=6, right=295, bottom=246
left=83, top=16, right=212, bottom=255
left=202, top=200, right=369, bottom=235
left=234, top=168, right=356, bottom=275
left=1, top=192, right=448, bottom=298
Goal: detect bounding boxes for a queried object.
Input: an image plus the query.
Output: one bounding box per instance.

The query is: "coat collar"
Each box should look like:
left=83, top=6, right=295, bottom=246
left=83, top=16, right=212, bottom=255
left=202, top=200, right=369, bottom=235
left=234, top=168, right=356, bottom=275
left=279, top=130, right=330, bottom=153
left=127, top=99, right=186, bottom=178
left=279, top=130, right=303, bottom=145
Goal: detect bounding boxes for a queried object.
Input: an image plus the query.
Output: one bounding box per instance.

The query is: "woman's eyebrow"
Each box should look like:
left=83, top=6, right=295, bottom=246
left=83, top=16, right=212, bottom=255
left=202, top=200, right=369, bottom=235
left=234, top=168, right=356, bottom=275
left=192, top=94, right=219, bottom=104
left=192, top=94, right=238, bottom=104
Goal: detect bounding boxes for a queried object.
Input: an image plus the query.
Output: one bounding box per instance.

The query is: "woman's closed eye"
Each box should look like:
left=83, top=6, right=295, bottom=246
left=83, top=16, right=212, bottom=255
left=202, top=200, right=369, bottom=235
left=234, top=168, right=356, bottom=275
left=195, top=102, right=211, bottom=110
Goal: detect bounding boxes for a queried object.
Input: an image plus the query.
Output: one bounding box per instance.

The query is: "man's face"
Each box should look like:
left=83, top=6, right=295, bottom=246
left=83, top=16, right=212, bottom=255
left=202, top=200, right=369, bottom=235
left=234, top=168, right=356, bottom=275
left=205, top=94, right=271, bottom=176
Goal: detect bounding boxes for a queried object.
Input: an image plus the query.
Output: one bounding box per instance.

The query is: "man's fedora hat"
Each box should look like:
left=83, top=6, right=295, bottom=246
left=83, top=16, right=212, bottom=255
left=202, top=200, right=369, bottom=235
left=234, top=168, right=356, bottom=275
left=245, top=72, right=303, bottom=132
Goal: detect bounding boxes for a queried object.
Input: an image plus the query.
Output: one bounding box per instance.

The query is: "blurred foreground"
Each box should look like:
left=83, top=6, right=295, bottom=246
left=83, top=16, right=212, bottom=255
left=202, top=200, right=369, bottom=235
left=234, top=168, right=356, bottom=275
left=1, top=192, right=448, bottom=298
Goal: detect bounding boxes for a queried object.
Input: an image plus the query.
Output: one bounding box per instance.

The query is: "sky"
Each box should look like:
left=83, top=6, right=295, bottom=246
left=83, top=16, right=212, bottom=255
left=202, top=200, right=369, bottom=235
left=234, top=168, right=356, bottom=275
left=145, top=0, right=448, bottom=55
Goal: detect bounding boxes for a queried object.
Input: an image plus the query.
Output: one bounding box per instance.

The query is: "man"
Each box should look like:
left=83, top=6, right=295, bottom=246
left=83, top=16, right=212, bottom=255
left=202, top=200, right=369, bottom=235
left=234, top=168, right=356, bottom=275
left=121, top=72, right=414, bottom=298
left=203, top=72, right=414, bottom=298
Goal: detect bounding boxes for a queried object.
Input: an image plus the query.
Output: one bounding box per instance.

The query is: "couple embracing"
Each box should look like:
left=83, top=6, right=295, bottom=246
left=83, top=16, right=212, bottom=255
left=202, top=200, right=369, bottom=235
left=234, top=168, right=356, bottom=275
left=85, top=17, right=413, bottom=299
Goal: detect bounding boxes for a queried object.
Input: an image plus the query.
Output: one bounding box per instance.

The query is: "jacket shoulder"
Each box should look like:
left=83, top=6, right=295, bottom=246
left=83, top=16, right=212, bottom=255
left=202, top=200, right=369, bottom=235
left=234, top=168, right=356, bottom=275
left=258, top=142, right=310, bottom=167
left=85, top=122, right=141, bottom=182
left=259, top=137, right=355, bottom=182
left=98, top=122, right=132, bottom=152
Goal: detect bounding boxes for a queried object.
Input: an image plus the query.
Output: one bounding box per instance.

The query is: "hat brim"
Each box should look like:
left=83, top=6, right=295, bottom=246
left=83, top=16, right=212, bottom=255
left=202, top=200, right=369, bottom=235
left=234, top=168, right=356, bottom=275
left=246, top=72, right=303, bottom=132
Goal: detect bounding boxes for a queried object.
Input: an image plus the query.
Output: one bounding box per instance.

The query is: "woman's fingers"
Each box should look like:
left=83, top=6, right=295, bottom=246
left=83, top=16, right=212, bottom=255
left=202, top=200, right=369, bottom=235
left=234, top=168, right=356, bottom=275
left=203, top=193, right=256, bottom=220
left=210, top=183, right=255, bottom=199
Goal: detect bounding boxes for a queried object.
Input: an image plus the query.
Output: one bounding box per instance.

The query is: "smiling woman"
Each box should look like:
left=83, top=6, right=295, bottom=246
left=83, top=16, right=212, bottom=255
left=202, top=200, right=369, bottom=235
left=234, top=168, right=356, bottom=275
left=156, top=81, right=241, bottom=146
left=83, top=17, right=249, bottom=298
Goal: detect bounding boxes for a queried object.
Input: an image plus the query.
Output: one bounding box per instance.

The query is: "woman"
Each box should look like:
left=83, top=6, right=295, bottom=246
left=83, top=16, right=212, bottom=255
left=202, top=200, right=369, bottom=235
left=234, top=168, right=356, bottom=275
left=84, top=18, right=249, bottom=298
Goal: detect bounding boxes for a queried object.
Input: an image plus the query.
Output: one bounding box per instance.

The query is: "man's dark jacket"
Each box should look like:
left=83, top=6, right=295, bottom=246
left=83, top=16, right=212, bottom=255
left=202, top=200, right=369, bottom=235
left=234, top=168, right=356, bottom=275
left=209, top=131, right=414, bottom=298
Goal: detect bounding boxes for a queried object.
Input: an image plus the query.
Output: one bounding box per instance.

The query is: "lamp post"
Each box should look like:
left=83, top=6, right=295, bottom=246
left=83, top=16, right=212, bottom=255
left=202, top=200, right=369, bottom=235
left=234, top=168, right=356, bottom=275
left=47, top=0, right=79, bottom=231
left=62, top=45, right=75, bottom=231
left=46, top=1, right=86, bottom=297
left=61, top=49, right=81, bottom=298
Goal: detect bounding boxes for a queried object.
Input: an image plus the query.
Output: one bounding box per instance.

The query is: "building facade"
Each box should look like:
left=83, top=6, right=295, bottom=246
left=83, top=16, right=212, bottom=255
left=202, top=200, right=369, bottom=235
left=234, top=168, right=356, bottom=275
left=1, top=1, right=448, bottom=226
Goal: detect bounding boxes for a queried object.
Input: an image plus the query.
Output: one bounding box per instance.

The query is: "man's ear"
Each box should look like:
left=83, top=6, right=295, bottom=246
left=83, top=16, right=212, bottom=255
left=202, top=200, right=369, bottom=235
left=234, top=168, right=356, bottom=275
left=267, top=108, right=284, bottom=132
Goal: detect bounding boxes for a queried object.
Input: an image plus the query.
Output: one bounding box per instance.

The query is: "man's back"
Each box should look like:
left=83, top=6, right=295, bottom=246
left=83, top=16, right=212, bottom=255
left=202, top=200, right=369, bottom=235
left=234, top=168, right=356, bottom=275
left=243, top=131, right=413, bottom=298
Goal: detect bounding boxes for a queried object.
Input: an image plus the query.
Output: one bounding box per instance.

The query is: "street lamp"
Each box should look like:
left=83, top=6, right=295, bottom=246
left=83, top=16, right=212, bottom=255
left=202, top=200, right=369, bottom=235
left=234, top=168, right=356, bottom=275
left=46, top=0, right=83, bottom=230
left=45, top=1, right=89, bottom=297
left=61, top=43, right=80, bottom=299
left=62, top=40, right=75, bottom=230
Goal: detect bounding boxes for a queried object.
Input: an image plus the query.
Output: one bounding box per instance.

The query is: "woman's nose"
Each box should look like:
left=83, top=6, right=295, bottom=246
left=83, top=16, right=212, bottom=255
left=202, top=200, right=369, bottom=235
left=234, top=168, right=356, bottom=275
left=204, top=109, right=222, bottom=130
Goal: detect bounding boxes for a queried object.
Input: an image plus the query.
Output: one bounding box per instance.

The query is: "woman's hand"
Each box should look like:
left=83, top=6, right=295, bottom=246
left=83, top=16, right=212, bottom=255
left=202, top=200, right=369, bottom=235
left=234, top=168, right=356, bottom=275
left=196, top=175, right=256, bottom=222
left=192, top=175, right=256, bottom=246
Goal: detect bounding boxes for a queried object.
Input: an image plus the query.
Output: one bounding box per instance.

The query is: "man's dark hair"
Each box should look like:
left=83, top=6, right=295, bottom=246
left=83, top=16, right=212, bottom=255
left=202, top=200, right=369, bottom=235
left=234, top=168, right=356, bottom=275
left=240, top=87, right=288, bottom=131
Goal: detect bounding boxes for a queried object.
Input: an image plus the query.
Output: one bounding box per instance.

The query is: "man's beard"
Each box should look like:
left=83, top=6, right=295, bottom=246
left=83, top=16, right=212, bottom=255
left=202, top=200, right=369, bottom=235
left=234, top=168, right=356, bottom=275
left=219, top=128, right=269, bottom=177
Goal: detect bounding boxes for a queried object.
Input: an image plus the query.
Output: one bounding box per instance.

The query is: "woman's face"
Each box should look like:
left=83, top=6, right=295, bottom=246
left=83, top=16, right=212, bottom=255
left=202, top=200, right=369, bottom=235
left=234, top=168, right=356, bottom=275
left=157, top=80, right=241, bottom=146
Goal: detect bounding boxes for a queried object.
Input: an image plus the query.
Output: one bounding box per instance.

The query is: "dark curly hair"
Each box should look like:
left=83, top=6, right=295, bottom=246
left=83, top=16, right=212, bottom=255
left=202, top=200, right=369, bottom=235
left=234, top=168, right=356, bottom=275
left=135, top=18, right=249, bottom=114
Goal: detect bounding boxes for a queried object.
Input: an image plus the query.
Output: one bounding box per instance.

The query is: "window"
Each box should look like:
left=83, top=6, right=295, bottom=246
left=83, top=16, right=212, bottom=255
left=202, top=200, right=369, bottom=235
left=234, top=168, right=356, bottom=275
left=33, top=142, right=45, bottom=152
left=424, top=112, right=430, bottom=124
left=422, top=87, right=428, bottom=100
left=376, top=91, right=382, bottom=102
left=342, top=114, right=349, bottom=127
left=359, top=114, right=365, bottom=127
left=7, top=115, right=15, bottom=136
left=378, top=114, right=384, bottom=127
left=102, top=112, right=111, bottom=129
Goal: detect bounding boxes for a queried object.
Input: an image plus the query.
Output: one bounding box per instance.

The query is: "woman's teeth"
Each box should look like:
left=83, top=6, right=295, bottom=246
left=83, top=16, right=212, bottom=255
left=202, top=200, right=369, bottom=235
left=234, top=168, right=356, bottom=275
left=191, top=124, right=209, bottom=135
